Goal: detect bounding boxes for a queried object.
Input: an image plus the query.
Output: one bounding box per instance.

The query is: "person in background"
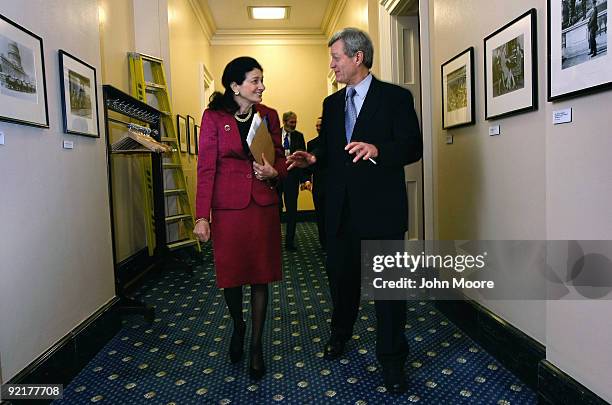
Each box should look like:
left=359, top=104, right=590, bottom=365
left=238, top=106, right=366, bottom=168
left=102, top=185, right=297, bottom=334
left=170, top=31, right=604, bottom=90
left=287, top=28, right=423, bottom=394
left=193, top=56, right=287, bottom=380
left=277, top=111, right=306, bottom=251
left=588, top=0, right=599, bottom=57
left=306, top=117, right=327, bottom=250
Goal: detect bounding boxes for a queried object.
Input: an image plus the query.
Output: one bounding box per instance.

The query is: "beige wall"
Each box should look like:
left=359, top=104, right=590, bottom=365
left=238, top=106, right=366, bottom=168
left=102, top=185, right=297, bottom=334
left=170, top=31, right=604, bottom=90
left=0, top=0, right=115, bottom=381
left=431, top=0, right=612, bottom=401
left=98, top=0, right=148, bottom=261
left=431, top=0, right=547, bottom=348
left=168, top=0, right=213, bottom=207
left=211, top=44, right=330, bottom=211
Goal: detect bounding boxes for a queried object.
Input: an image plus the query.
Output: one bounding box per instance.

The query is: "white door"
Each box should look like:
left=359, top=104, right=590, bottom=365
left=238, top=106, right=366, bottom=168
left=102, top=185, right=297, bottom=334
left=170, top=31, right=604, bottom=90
left=393, top=15, right=424, bottom=241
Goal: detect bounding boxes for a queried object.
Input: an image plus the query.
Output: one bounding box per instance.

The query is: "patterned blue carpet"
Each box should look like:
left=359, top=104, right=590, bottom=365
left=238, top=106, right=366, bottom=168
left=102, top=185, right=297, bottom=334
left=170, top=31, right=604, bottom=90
left=54, top=223, right=537, bottom=404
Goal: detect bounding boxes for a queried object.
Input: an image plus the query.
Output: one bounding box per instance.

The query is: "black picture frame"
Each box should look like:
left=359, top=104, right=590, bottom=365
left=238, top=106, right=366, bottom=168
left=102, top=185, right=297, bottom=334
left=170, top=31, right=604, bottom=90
left=187, top=115, right=196, bottom=155
left=193, top=123, right=199, bottom=155
left=441, top=47, right=476, bottom=129
left=484, top=9, right=538, bottom=120
left=0, top=13, right=49, bottom=128
left=176, top=114, right=187, bottom=153
left=58, top=50, right=100, bottom=137
left=547, top=0, right=611, bottom=101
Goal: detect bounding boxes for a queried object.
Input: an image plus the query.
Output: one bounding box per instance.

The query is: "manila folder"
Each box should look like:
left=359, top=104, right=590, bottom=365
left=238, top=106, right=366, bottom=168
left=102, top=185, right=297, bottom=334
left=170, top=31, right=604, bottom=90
left=249, top=119, right=275, bottom=165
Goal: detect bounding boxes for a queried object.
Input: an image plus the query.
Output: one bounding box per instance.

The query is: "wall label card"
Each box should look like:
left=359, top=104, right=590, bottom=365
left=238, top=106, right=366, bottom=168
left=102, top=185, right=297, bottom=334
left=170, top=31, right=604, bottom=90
left=552, top=108, right=572, bottom=125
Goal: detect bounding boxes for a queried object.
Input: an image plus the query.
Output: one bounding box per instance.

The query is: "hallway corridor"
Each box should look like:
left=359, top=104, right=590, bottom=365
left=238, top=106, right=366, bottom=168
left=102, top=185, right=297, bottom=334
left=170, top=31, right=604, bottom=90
left=55, top=223, right=536, bottom=404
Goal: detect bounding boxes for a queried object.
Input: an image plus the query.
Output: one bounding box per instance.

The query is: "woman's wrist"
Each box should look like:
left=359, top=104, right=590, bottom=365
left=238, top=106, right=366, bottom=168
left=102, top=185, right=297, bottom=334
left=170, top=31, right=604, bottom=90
left=195, top=217, right=209, bottom=225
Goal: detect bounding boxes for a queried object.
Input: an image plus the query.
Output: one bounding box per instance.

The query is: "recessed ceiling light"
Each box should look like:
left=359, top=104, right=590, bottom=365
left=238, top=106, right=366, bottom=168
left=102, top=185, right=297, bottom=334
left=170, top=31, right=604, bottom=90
left=248, top=6, right=290, bottom=20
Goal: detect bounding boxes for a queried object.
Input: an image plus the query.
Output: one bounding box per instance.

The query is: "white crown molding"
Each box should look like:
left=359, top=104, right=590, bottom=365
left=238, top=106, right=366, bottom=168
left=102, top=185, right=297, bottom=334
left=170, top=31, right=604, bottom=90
left=321, top=0, right=348, bottom=38
left=379, top=0, right=417, bottom=16
left=188, top=0, right=216, bottom=41
left=211, top=29, right=328, bottom=46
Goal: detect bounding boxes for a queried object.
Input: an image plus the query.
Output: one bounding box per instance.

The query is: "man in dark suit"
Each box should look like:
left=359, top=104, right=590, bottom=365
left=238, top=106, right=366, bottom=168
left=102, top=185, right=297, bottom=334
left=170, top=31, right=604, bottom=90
left=287, top=27, right=422, bottom=394
left=306, top=117, right=327, bottom=250
left=278, top=111, right=306, bottom=251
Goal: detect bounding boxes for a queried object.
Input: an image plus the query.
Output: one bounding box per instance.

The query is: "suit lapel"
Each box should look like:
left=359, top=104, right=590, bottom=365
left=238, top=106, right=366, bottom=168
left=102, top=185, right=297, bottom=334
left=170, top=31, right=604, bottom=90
left=333, top=88, right=347, bottom=143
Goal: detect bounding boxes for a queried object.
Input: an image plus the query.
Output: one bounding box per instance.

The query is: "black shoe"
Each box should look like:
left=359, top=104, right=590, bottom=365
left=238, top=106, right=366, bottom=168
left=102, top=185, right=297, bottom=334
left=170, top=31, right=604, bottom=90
left=248, top=346, right=266, bottom=380
left=382, top=363, right=407, bottom=394
left=229, top=323, right=245, bottom=363
left=324, top=336, right=347, bottom=360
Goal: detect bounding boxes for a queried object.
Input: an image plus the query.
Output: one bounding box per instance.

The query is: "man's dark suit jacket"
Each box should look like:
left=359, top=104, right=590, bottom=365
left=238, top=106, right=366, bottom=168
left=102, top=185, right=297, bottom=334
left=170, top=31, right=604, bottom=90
left=313, top=76, right=422, bottom=238
left=283, top=129, right=307, bottom=184
left=306, top=136, right=327, bottom=195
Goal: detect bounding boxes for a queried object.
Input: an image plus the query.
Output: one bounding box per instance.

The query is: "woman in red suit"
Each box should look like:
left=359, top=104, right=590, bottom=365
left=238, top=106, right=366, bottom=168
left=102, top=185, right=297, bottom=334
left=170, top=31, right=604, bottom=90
left=193, top=57, right=287, bottom=379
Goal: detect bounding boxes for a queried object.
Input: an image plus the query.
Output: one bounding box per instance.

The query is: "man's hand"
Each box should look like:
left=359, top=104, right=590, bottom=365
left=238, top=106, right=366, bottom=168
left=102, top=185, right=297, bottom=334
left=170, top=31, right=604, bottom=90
left=287, top=150, right=316, bottom=170
left=345, top=141, right=378, bottom=163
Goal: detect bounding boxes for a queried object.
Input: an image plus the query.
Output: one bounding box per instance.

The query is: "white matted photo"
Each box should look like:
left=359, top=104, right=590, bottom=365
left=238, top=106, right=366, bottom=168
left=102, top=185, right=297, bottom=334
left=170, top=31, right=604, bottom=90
left=484, top=9, right=538, bottom=120
left=441, top=47, right=475, bottom=129
left=0, top=13, right=49, bottom=128
left=548, top=0, right=611, bottom=100
left=176, top=114, right=188, bottom=153
left=59, top=50, right=99, bottom=137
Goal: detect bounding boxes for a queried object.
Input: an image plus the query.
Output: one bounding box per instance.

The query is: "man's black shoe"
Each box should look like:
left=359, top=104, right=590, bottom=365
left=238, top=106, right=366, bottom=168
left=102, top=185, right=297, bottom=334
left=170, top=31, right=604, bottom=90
left=382, top=363, right=407, bottom=394
left=324, top=337, right=347, bottom=359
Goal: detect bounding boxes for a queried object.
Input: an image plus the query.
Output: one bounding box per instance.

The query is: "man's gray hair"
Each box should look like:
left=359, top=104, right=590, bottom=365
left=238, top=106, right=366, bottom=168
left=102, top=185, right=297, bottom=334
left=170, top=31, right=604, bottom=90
left=283, top=111, right=297, bottom=122
left=328, top=27, right=374, bottom=69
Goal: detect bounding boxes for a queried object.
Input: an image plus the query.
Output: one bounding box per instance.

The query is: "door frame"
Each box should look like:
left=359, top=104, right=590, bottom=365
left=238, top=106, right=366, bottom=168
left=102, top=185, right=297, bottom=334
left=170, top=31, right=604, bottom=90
left=378, top=0, right=435, bottom=241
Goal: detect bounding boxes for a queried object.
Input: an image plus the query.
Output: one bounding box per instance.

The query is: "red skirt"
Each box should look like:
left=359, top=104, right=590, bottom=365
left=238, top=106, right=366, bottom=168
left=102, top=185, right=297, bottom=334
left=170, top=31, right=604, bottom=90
left=211, top=199, right=282, bottom=288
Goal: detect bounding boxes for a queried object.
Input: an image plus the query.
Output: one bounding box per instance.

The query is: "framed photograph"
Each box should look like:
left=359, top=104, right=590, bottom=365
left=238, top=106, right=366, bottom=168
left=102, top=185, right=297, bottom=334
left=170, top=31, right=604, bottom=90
left=187, top=115, right=196, bottom=155
left=59, top=50, right=99, bottom=137
left=441, top=47, right=475, bottom=129
left=548, top=0, right=610, bottom=101
left=0, top=13, right=49, bottom=128
left=193, top=124, right=199, bottom=155
left=484, top=9, right=538, bottom=120
left=176, top=114, right=187, bottom=153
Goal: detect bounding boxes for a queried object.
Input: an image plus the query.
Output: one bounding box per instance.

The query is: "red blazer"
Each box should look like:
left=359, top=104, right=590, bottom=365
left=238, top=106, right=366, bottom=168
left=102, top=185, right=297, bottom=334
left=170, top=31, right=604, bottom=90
left=196, top=103, right=287, bottom=220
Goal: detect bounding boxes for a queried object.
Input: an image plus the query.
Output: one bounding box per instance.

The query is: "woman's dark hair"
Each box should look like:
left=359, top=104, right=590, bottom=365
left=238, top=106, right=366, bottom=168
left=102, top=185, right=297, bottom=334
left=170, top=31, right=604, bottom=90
left=208, top=57, right=263, bottom=112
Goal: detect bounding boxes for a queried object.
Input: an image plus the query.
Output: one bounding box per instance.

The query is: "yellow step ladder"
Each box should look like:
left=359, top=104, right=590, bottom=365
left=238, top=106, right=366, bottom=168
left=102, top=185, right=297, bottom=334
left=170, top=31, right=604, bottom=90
left=128, top=52, right=200, bottom=254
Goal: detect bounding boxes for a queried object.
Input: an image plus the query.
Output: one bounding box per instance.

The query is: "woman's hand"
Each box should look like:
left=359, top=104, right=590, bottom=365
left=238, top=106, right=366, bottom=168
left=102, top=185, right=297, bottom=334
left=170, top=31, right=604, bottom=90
left=193, top=220, right=211, bottom=242
left=252, top=153, right=278, bottom=181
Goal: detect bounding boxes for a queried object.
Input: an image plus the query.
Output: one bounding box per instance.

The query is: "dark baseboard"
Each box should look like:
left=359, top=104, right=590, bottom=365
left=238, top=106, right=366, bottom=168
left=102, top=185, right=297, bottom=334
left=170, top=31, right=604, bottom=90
left=436, top=299, right=610, bottom=404
left=281, top=210, right=317, bottom=223
left=116, top=247, right=154, bottom=289
left=5, top=297, right=121, bottom=403
left=538, top=360, right=610, bottom=405
left=435, top=299, right=545, bottom=390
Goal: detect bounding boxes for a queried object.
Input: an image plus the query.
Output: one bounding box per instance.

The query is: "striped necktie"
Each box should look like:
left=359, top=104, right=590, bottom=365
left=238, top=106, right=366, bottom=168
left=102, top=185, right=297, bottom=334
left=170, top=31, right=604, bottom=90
left=345, top=87, right=357, bottom=143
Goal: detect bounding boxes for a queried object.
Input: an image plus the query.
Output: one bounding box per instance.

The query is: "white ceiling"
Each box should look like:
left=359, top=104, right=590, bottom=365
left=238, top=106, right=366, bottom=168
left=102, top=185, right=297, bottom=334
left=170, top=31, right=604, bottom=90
left=201, top=0, right=334, bottom=31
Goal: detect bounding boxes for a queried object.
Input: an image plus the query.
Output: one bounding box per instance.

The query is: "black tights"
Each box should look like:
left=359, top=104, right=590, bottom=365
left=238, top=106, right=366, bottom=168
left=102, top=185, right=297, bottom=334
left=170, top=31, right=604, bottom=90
left=223, top=284, right=268, bottom=350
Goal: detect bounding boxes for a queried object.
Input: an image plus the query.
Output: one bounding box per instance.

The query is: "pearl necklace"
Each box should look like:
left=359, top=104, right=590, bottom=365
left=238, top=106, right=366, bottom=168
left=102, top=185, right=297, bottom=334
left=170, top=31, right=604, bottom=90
left=234, top=106, right=253, bottom=122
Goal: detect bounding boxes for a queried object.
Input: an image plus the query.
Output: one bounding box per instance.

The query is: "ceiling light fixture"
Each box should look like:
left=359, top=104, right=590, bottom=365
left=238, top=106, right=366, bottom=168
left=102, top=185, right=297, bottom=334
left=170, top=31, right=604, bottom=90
left=248, top=6, right=290, bottom=20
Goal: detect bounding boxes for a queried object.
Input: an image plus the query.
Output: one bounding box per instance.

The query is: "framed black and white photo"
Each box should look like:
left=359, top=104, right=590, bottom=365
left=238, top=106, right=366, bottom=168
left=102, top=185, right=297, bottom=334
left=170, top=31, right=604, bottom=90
left=441, top=47, right=475, bottom=129
left=484, top=9, right=538, bottom=120
left=548, top=0, right=610, bottom=101
left=176, top=114, right=187, bottom=153
left=0, top=13, right=49, bottom=128
left=187, top=115, right=196, bottom=155
left=59, top=50, right=99, bottom=137
left=193, top=124, right=199, bottom=155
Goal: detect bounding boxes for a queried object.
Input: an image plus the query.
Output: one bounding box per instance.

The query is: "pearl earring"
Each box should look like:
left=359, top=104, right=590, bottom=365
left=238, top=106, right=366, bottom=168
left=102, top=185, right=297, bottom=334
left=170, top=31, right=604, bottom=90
left=234, top=91, right=240, bottom=96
